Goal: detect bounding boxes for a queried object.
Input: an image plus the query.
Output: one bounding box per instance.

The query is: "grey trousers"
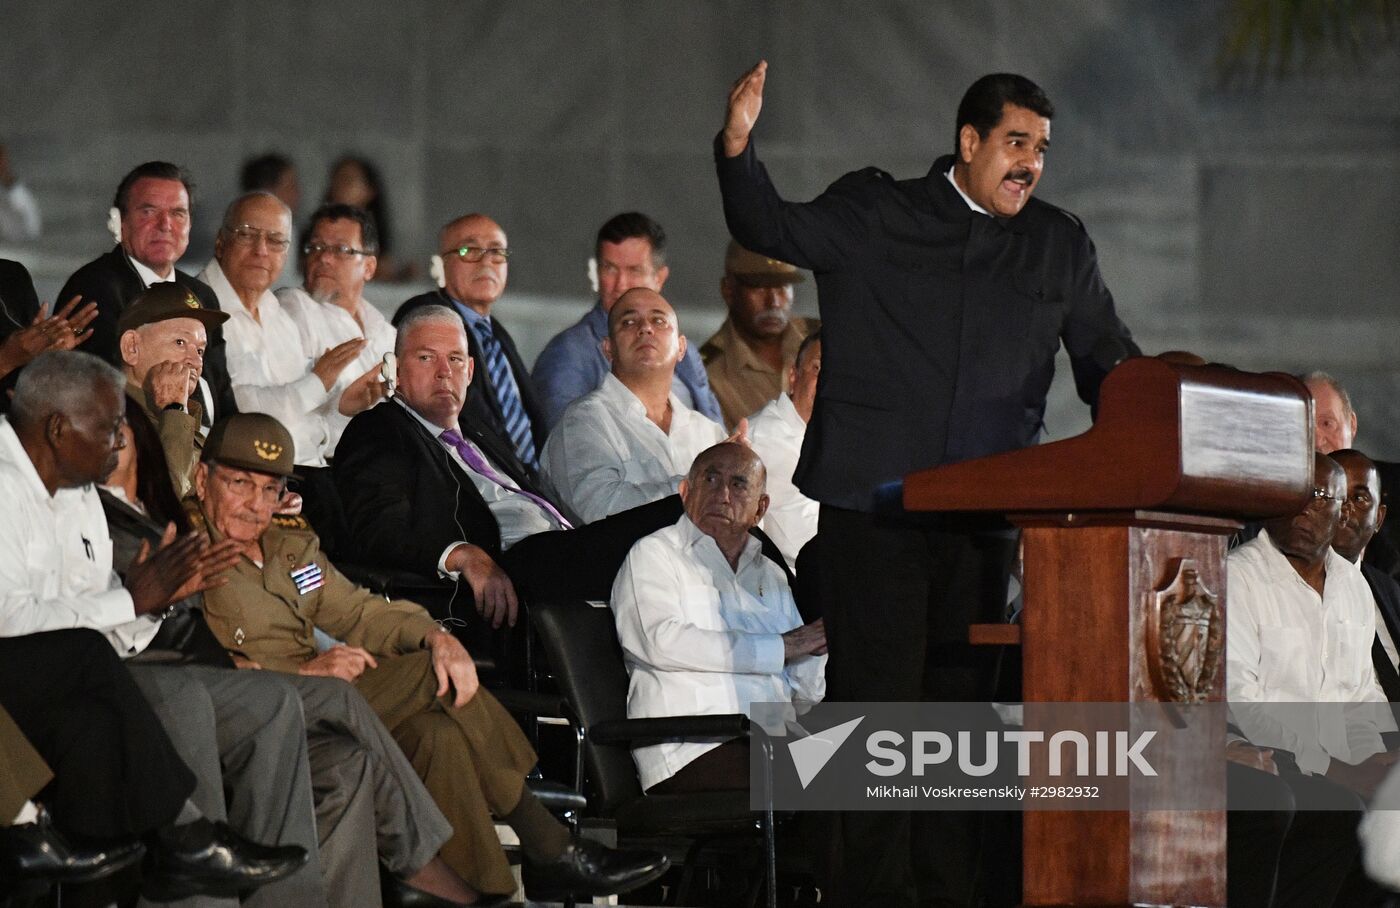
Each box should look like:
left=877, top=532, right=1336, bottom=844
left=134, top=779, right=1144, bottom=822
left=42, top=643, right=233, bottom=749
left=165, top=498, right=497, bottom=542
left=290, top=674, right=453, bottom=908
left=128, top=663, right=327, bottom=908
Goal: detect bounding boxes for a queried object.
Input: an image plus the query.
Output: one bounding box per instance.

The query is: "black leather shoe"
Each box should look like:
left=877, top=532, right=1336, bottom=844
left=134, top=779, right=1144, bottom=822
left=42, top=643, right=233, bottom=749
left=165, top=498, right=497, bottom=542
left=0, top=807, right=145, bottom=885
left=523, top=836, right=669, bottom=900
left=142, top=818, right=307, bottom=901
left=379, top=869, right=511, bottom=907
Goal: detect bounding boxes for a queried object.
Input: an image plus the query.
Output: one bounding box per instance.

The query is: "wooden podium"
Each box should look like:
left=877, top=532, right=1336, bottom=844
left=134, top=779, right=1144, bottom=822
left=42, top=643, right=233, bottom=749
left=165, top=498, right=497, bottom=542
left=901, top=358, right=1313, bottom=907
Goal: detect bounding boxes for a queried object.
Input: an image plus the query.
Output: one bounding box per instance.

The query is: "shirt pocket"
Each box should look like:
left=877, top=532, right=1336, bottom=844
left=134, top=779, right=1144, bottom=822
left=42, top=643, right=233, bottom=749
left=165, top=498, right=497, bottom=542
left=1331, top=621, right=1376, bottom=694
left=680, top=582, right=728, bottom=633
left=1258, top=625, right=1312, bottom=693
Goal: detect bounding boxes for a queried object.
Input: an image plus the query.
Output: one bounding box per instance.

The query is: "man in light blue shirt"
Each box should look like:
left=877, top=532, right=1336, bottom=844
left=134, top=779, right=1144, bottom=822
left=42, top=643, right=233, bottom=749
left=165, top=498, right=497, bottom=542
left=531, top=212, right=722, bottom=430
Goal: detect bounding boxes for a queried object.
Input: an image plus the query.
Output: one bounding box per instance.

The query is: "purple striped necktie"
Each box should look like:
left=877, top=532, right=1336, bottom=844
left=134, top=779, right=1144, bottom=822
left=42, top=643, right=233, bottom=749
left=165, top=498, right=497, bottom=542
left=438, top=428, right=572, bottom=529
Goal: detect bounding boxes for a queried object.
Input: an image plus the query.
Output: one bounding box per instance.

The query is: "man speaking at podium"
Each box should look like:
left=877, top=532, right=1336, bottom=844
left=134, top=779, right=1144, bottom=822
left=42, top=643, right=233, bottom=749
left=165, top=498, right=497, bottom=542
left=715, top=63, right=1138, bottom=905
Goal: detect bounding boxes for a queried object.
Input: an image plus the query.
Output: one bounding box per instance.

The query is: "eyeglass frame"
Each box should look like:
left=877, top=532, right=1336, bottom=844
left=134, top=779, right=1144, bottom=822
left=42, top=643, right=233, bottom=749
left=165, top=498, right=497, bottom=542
left=1309, top=487, right=1342, bottom=504
left=223, top=223, right=292, bottom=252
left=303, top=241, right=376, bottom=260
left=440, top=245, right=510, bottom=264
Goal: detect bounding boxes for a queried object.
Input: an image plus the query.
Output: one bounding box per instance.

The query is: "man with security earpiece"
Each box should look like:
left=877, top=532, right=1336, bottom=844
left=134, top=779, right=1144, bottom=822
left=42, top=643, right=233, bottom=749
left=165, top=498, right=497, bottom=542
left=58, top=160, right=240, bottom=424
left=393, top=214, right=546, bottom=485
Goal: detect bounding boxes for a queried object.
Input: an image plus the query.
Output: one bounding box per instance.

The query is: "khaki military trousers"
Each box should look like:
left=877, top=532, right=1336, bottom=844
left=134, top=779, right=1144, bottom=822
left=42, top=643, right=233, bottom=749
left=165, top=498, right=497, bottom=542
left=355, top=652, right=536, bottom=896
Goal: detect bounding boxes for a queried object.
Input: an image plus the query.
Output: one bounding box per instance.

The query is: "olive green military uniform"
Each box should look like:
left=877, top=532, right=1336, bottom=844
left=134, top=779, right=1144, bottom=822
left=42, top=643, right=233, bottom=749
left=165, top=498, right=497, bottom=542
left=197, top=511, right=536, bottom=896
left=0, top=705, right=50, bottom=825
left=126, top=378, right=204, bottom=499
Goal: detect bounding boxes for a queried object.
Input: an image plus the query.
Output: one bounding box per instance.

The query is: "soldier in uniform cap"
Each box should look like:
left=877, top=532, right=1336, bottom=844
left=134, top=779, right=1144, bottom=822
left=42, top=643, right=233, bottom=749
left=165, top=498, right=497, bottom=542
left=117, top=282, right=231, bottom=496
left=193, top=412, right=671, bottom=904
left=700, top=240, right=814, bottom=430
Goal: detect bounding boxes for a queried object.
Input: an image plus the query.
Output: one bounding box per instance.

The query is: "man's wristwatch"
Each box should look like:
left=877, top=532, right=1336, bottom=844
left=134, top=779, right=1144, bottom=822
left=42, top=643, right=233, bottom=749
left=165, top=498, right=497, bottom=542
left=163, top=402, right=185, bottom=413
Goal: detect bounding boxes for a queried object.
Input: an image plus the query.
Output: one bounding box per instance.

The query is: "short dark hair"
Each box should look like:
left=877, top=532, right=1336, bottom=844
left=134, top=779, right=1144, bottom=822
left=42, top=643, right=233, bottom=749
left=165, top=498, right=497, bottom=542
left=795, top=327, right=822, bottom=370
left=240, top=153, right=294, bottom=192
left=112, top=161, right=196, bottom=216
left=953, top=74, right=1055, bottom=157
left=595, top=212, right=667, bottom=267
left=307, top=203, right=379, bottom=254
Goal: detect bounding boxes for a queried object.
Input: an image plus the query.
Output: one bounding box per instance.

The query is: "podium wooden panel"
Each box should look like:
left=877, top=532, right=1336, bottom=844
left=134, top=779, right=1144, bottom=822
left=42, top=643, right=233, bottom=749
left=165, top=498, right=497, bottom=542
left=901, top=359, right=1313, bottom=908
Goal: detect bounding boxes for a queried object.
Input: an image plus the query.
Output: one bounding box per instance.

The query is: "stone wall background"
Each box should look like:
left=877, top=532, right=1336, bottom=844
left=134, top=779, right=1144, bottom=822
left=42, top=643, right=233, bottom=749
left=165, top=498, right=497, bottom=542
left=2, top=1, right=1398, bottom=453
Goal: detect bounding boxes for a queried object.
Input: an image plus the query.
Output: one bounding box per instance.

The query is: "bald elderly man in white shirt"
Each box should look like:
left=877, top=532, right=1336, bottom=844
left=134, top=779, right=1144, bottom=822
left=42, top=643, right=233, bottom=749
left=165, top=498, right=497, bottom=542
left=198, top=192, right=369, bottom=467
left=612, top=442, right=826, bottom=793
left=542, top=288, right=727, bottom=525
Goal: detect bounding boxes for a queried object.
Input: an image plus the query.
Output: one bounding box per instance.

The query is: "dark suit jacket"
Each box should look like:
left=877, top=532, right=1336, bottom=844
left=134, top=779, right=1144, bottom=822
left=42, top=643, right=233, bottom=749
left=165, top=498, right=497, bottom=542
left=0, top=258, right=40, bottom=338
left=0, top=259, right=41, bottom=411
left=335, top=398, right=511, bottom=577
left=335, top=397, right=793, bottom=606
left=716, top=139, right=1139, bottom=511
left=393, top=290, right=547, bottom=484
left=57, top=245, right=237, bottom=420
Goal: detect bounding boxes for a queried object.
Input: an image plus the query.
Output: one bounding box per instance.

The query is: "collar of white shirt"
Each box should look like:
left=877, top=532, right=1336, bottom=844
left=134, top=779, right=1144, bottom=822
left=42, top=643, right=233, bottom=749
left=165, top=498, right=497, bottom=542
left=676, top=512, right=763, bottom=574
left=128, top=252, right=175, bottom=288
left=599, top=372, right=691, bottom=435
left=944, top=165, right=990, bottom=216
left=201, top=258, right=279, bottom=321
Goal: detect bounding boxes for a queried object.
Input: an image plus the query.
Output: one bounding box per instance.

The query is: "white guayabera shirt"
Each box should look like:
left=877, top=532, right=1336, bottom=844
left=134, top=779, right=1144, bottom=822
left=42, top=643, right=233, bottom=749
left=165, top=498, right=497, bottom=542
left=542, top=373, right=725, bottom=525
left=1227, top=529, right=1396, bottom=775
left=200, top=260, right=332, bottom=466
left=747, top=393, right=818, bottom=572
left=612, top=515, right=825, bottom=791
left=0, top=417, right=159, bottom=655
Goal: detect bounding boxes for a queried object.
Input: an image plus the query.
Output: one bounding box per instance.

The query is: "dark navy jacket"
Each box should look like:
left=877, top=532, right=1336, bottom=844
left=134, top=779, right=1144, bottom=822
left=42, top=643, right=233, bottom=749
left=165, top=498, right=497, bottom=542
left=716, top=139, right=1138, bottom=511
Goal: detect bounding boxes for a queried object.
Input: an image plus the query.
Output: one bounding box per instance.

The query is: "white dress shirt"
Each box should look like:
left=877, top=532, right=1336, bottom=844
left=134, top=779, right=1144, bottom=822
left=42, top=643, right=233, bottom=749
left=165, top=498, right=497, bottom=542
left=747, top=393, right=818, bottom=572
left=278, top=287, right=395, bottom=457
left=199, top=260, right=332, bottom=465
left=0, top=418, right=160, bottom=654
left=542, top=373, right=725, bottom=524
left=612, top=515, right=825, bottom=790
left=1227, top=530, right=1396, bottom=775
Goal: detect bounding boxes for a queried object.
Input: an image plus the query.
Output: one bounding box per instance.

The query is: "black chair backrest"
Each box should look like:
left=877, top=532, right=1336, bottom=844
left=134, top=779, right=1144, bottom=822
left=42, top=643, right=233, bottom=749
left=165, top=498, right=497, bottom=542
left=531, top=600, right=644, bottom=814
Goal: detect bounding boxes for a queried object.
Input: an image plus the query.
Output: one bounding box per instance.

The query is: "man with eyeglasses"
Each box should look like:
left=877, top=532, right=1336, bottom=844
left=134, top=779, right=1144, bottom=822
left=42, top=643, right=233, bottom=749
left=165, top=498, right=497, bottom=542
left=276, top=204, right=395, bottom=458
left=59, top=161, right=239, bottom=424
left=395, top=214, right=547, bottom=485
left=198, top=192, right=366, bottom=467
left=1228, top=452, right=1399, bottom=797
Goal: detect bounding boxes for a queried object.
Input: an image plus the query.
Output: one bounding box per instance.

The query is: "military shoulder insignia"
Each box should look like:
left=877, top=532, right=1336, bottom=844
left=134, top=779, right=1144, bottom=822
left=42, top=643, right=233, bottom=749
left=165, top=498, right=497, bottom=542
left=271, top=514, right=311, bottom=530
left=290, top=562, right=325, bottom=595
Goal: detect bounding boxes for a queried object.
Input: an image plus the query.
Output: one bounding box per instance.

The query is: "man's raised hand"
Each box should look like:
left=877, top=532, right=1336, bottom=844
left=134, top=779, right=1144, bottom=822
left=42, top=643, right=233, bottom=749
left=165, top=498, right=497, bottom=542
left=723, top=60, right=768, bottom=158
left=126, top=524, right=240, bottom=616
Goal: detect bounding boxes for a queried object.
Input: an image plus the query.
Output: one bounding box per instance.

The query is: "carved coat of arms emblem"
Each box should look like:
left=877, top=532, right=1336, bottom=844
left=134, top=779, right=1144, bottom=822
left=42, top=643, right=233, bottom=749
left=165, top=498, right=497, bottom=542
left=1146, top=558, right=1224, bottom=703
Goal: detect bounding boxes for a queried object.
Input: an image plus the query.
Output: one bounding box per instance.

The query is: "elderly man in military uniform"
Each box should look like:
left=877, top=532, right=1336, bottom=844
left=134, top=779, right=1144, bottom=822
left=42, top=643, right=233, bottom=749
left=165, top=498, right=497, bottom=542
left=117, top=283, right=230, bottom=497
left=192, top=412, right=669, bottom=904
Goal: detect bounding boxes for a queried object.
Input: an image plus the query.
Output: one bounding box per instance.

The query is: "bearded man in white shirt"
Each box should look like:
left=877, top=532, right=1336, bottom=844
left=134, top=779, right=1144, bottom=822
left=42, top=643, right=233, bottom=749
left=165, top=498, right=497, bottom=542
left=198, top=192, right=368, bottom=467
left=277, top=204, right=394, bottom=458
left=541, top=288, right=728, bottom=525
left=747, top=329, right=820, bottom=573
left=612, top=442, right=826, bottom=793
left=1228, top=451, right=1400, bottom=798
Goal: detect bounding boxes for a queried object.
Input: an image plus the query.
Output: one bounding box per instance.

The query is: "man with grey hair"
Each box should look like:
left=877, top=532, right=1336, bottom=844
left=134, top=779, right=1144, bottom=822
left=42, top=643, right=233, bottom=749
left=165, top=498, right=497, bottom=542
left=199, top=191, right=366, bottom=467
left=612, top=441, right=826, bottom=792
left=335, top=304, right=699, bottom=628
left=1300, top=370, right=1358, bottom=455
left=0, top=350, right=323, bottom=907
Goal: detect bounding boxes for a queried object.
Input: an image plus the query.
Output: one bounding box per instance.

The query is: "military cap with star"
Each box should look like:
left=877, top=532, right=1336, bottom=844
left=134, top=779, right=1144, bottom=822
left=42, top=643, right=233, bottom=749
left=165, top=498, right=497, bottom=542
left=201, top=412, right=296, bottom=479
left=117, top=282, right=230, bottom=335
